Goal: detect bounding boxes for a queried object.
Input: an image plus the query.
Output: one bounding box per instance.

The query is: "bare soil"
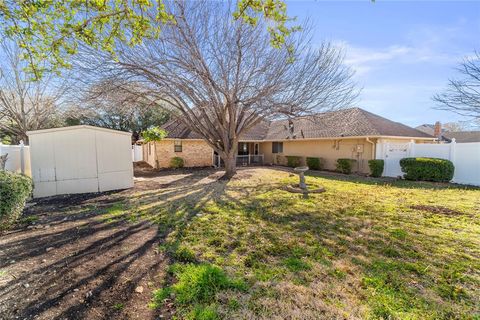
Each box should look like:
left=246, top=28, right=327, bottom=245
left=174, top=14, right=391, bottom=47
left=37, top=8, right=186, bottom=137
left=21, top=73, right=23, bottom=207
left=0, top=166, right=195, bottom=320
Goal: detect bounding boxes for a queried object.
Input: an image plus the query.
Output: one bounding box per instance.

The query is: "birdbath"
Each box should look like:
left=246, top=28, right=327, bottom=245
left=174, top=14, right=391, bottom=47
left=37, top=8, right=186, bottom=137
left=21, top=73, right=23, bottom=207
left=294, top=166, right=309, bottom=190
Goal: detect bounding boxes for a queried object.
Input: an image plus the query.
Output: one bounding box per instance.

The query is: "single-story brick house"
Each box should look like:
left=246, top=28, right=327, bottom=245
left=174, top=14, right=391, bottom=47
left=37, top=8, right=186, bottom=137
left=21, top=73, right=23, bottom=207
left=142, top=108, right=435, bottom=173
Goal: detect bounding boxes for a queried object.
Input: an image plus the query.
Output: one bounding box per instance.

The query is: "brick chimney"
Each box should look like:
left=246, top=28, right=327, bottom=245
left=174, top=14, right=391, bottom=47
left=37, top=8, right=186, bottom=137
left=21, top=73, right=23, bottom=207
left=434, top=121, right=442, bottom=138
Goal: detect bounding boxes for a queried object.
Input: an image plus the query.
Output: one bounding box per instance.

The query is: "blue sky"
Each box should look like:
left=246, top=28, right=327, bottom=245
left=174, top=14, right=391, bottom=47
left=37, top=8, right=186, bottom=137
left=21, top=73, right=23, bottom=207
left=286, top=0, right=480, bottom=127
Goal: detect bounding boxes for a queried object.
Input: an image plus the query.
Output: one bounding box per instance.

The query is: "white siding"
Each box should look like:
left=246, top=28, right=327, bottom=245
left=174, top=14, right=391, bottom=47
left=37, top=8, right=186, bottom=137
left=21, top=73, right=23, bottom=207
left=28, top=125, right=133, bottom=198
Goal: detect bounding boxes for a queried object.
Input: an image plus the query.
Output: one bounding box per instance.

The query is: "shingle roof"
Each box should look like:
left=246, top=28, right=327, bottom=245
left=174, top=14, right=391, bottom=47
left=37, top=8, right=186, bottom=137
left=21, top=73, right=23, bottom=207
left=161, top=119, right=204, bottom=139
left=443, top=131, right=480, bottom=143
left=162, top=108, right=433, bottom=140
left=415, top=124, right=447, bottom=136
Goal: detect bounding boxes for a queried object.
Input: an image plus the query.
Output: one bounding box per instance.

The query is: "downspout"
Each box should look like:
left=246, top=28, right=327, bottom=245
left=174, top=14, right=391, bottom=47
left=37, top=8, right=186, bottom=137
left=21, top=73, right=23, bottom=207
left=366, top=137, right=375, bottom=159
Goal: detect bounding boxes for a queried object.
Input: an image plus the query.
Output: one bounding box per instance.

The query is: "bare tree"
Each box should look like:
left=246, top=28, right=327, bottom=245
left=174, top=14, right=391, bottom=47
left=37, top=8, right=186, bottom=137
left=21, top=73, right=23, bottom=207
left=443, top=121, right=468, bottom=132
left=434, top=51, right=480, bottom=118
left=66, top=80, right=172, bottom=142
left=0, top=40, right=68, bottom=144
left=80, top=1, right=357, bottom=178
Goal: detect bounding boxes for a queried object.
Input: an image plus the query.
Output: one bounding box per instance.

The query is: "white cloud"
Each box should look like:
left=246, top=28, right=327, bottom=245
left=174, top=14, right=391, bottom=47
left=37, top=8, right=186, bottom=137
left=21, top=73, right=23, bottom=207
left=335, top=21, right=474, bottom=78
left=338, top=41, right=465, bottom=77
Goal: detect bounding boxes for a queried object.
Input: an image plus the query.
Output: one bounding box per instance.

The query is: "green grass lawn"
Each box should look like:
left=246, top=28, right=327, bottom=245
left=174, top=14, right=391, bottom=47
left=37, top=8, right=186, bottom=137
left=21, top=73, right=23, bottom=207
left=121, top=168, right=479, bottom=319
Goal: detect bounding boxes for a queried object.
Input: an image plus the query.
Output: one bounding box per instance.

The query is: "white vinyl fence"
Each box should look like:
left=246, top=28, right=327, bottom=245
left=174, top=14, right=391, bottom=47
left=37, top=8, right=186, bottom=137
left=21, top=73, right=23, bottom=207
left=0, top=141, right=31, bottom=177
left=377, top=139, right=480, bottom=186
left=132, top=145, right=143, bottom=162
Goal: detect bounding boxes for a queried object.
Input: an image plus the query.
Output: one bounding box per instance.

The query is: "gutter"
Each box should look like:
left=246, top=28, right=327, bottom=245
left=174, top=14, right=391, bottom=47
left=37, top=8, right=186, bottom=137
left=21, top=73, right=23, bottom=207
left=365, top=137, right=375, bottom=159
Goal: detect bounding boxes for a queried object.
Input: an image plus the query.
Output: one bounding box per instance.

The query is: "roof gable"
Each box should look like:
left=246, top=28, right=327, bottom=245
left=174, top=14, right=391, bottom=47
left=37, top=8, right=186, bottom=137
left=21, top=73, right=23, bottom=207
left=161, top=108, right=433, bottom=140
left=262, top=108, right=433, bottom=140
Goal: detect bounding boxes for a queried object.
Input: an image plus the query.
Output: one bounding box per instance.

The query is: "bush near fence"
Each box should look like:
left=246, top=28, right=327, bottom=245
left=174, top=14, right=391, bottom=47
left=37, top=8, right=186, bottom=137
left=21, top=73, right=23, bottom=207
left=399, top=157, right=454, bottom=182
left=336, top=158, right=356, bottom=174
left=0, top=171, right=33, bottom=230
left=368, top=159, right=384, bottom=177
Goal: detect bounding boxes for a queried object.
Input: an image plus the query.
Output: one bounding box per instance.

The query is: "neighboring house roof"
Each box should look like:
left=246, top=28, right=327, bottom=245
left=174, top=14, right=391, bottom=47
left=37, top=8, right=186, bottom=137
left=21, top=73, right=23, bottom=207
left=415, top=124, right=435, bottom=136
left=415, top=124, right=447, bottom=136
left=162, top=107, right=433, bottom=140
left=443, top=131, right=480, bottom=143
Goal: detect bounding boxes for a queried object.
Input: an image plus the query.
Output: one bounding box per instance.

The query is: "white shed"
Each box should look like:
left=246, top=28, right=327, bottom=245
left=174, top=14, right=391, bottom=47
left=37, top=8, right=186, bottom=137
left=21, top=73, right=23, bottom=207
left=27, top=125, right=134, bottom=198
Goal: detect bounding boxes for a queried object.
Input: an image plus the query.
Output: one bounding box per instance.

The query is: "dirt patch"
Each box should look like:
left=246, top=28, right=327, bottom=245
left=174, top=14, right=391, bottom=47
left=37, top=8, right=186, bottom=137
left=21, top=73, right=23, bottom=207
left=0, top=166, right=238, bottom=320
left=410, top=205, right=464, bottom=216
left=0, top=179, right=171, bottom=320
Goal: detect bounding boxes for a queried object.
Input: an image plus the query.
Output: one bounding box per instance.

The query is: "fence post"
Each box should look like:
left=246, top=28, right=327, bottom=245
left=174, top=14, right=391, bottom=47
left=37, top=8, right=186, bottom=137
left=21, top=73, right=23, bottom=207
left=19, top=140, right=25, bottom=175
left=408, top=139, right=415, bottom=157
left=449, top=138, right=456, bottom=163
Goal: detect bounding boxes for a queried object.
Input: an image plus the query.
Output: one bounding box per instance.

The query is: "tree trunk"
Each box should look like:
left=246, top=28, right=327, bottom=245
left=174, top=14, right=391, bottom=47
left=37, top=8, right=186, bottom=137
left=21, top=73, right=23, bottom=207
left=223, top=154, right=237, bottom=179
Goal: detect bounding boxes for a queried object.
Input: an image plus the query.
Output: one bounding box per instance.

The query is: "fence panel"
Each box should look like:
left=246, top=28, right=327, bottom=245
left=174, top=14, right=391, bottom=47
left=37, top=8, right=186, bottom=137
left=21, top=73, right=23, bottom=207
left=413, top=144, right=451, bottom=159
left=0, top=142, right=31, bottom=177
left=132, top=145, right=143, bottom=162
left=453, top=142, right=480, bottom=186
left=377, top=140, right=480, bottom=186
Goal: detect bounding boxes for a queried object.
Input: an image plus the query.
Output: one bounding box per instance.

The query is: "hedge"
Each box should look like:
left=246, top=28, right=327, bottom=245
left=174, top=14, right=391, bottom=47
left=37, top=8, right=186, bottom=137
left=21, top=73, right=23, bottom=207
left=306, top=157, right=324, bottom=170
left=286, top=156, right=302, bottom=168
left=0, top=171, right=32, bottom=230
left=336, top=158, right=356, bottom=174
left=170, top=156, right=185, bottom=169
left=399, top=157, right=454, bottom=182
left=368, top=160, right=384, bottom=178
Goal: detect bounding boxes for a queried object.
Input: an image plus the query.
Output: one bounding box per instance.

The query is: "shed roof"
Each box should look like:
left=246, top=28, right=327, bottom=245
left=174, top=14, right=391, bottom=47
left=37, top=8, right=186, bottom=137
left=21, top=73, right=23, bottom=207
left=27, top=125, right=132, bottom=136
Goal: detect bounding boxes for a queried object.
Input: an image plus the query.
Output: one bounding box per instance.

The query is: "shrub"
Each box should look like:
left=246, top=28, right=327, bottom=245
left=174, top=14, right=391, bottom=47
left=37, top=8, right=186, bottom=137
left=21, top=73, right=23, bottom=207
left=399, top=157, right=454, bottom=182
left=286, top=156, right=302, bottom=168
left=0, top=171, right=33, bottom=230
left=306, top=157, right=324, bottom=170
left=170, top=156, right=185, bottom=168
left=368, top=160, right=384, bottom=177
left=336, top=158, right=356, bottom=174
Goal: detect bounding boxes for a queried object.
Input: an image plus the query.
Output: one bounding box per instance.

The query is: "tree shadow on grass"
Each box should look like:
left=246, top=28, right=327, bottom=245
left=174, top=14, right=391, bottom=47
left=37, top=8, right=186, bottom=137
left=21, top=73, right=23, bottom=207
left=0, top=169, right=230, bottom=320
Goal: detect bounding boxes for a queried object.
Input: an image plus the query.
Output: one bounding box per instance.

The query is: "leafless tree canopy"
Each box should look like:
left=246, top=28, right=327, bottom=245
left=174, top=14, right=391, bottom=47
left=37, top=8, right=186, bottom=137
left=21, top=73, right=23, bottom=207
left=79, top=0, right=358, bottom=177
left=434, top=51, right=480, bottom=118
left=66, top=80, right=172, bottom=142
left=0, top=40, right=68, bottom=144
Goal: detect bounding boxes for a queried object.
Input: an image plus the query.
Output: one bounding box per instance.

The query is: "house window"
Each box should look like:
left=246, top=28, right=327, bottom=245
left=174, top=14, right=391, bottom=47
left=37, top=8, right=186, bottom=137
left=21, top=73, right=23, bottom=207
left=174, top=140, right=182, bottom=152
left=272, top=142, right=283, bottom=153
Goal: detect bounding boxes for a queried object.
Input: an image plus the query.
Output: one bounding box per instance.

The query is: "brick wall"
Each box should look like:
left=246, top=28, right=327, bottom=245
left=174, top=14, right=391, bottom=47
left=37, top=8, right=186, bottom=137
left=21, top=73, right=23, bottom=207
left=155, top=140, right=213, bottom=168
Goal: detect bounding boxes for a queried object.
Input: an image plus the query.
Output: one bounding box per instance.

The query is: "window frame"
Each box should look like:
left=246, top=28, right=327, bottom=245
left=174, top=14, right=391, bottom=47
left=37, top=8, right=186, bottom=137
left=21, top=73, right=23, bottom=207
left=272, top=142, right=283, bottom=154
left=174, top=140, right=183, bottom=152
